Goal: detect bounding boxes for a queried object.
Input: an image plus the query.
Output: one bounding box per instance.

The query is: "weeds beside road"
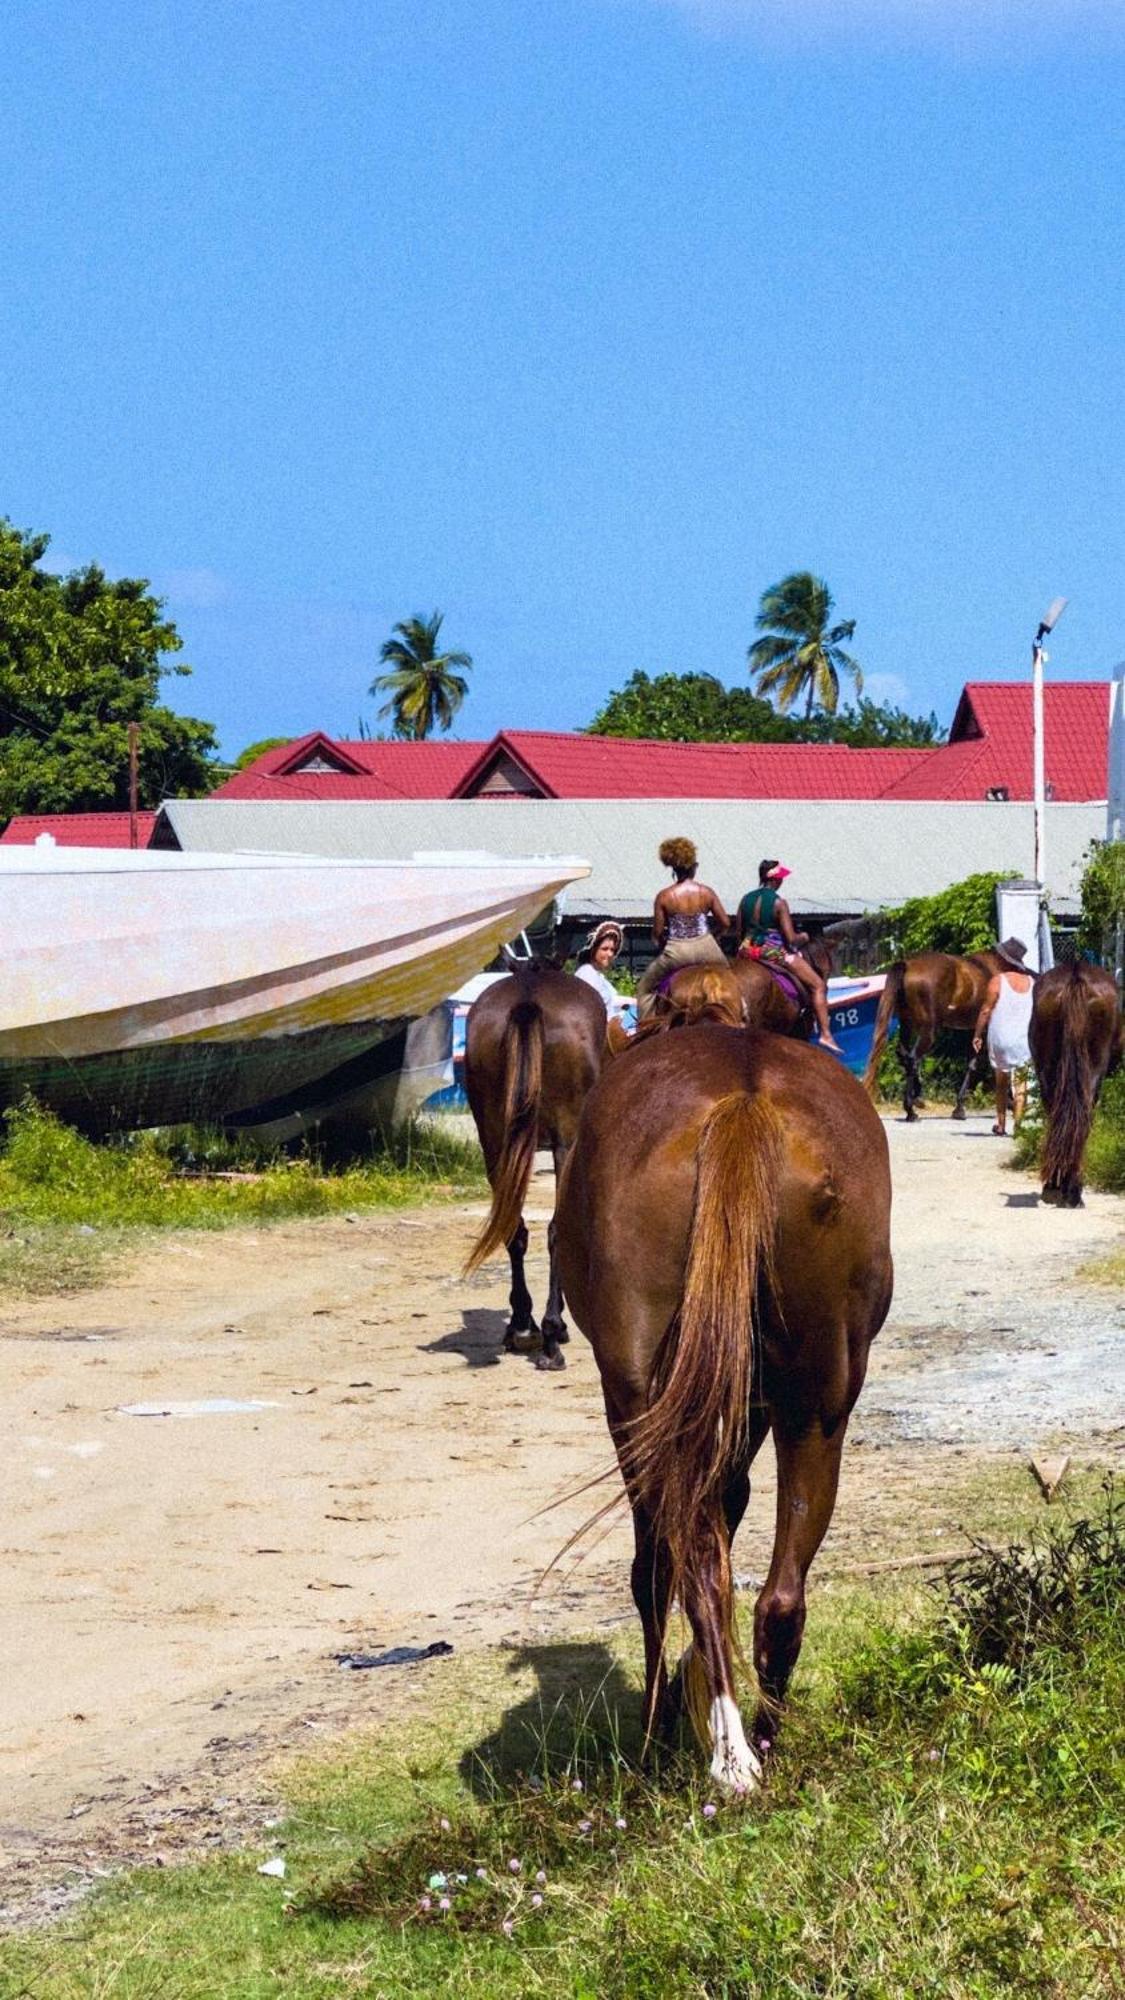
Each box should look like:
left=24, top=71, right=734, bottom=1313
left=4, top=1478, right=1123, bottom=1998
left=0, top=1100, right=487, bottom=1296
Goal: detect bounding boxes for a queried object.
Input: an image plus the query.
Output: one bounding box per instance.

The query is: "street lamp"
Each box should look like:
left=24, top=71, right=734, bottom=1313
left=1032, top=595, right=1067, bottom=895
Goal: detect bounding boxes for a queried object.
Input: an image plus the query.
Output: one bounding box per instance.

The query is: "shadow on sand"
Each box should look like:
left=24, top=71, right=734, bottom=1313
left=459, top=1639, right=644, bottom=1799
left=419, top=1308, right=510, bottom=1368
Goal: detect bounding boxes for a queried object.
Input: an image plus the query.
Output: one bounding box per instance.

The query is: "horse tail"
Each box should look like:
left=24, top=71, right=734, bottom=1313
left=622, top=1092, right=785, bottom=1732
left=1041, top=964, right=1097, bottom=1193
left=863, top=962, right=905, bottom=1095
left=464, top=1001, right=544, bottom=1272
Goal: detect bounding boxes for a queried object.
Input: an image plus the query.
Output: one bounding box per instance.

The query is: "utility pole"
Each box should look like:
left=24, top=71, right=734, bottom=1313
left=127, top=722, right=140, bottom=850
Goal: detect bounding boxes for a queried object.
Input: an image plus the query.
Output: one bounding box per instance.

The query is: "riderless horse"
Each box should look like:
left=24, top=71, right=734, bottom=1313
left=556, top=1025, right=892, bottom=1789
left=1030, top=961, right=1122, bottom=1206
left=464, top=965, right=606, bottom=1370
left=864, top=950, right=1007, bottom=1120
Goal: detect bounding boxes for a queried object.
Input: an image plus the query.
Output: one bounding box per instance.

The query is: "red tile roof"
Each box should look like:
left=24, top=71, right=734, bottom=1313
left=0, top=812, right=158, bottom=848
left=209, top=680, right=1112, bottom=807
left=213, top=735, right=485, bottom=800
left=454, top=730, right=931, bottom=799
left=882, top=683, right=1110, bottom=801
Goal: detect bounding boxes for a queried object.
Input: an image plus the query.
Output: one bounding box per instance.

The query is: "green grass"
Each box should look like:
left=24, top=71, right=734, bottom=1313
left=4, top=1478, right=1124, bottom=1999
left=0, top=1100, right=486, bottom=1295
left=1012, top=1065, right=1125, bottom=1194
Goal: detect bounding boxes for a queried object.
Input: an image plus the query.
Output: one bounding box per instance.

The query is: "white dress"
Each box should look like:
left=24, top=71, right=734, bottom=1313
left=575, top=961, right=628, bottom=1019
left=987, top=973, right=1034, bottom=1071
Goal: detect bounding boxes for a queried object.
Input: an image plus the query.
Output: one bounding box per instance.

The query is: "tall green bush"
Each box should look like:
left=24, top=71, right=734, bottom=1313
left=1077, top=839, right=1125, bottom=960
left=882, top=870, right=1016, bottom=958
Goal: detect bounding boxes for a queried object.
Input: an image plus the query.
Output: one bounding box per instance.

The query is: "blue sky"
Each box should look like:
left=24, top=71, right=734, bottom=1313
left=2, top=0, right=1123, bottom=757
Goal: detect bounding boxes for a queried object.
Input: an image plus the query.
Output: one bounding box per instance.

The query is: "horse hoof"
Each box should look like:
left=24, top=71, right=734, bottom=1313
left=950, top=1105, right=967, bottom=1122
left=535, top=1347, right=566, bottom=1372
left=505, top=1325, right=540, bottom=1354
left=542, top=1322, right=570, bottom=1346
left=904, top=1109, right=919, bottom=1124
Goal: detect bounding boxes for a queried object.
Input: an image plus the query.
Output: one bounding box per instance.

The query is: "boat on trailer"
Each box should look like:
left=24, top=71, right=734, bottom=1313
left=0, top=842, right=590, bottom=1132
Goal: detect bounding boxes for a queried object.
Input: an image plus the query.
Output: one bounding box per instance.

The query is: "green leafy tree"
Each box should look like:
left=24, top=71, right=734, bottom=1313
left=0, top=519, right=218, bottom=822
left=586, top=670, right=942, bottom=748
left=371, top=611, right=472, bottom=741
left=748, top=572, right=863, bottom=718
left=233, top=736, right=293, bottom=770
left=1077, top=840, right=1125, bottom=959
left=883, top=871, right=1017, bottom=958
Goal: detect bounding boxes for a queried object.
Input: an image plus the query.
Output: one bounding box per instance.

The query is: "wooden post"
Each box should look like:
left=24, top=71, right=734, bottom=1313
left=128, top=722, right=139, bottom=849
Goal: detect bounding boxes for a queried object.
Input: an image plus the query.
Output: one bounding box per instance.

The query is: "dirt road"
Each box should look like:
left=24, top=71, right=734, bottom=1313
left=1, top=1114, right=1121, bottom=1922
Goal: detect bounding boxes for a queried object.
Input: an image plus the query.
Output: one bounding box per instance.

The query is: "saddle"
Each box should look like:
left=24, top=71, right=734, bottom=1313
left=763, top=961, right=803, bottom=1009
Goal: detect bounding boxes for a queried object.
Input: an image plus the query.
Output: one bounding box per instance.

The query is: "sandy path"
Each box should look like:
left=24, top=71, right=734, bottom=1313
left=0, top=1114, right=1121, bottom=1922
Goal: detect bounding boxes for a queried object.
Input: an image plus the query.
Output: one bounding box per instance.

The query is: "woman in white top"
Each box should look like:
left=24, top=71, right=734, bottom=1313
left=972, top=936, right=1036, bottom=1136
left=574, top=921, right=630, bottom=1020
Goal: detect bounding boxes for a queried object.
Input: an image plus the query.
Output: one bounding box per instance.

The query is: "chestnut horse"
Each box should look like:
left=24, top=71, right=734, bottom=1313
left=556, top=1027, right=892, bottom=1789
left=1030, top=962, right=1122, bottom=1207
left=659, top=934, right=837, bottom=1039
left=864, top=950, right=1006, bottom=1120
left=464, top=966, right=606, bottom=1370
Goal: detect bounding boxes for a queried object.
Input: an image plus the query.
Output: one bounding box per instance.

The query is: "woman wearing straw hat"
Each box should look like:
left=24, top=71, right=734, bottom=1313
left=972, top=937, right=1036, bottom=1136
left=573, top=920, right=630, bottom=1021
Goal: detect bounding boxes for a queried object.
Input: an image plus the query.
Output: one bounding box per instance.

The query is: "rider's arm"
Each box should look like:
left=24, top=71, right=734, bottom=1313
left=708, top=888, right=732, bottom=935
left=972, top=975, right=1000, bottom=1050
left=652, top=891, right=668, bottom=948
left=775, top=898, right=803, bottom=951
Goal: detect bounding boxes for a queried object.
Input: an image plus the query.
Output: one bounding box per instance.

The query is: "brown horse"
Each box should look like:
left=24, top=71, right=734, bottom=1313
left=556, top=1027, right=892, bottom=1789
left=1030, top=962, right=1122, bottom=1207
left=864, top=950, right=1006, bottom=1120
left=464, top=966, right=606, bottom=1370
left=660, top=935, right=837, bottom=1040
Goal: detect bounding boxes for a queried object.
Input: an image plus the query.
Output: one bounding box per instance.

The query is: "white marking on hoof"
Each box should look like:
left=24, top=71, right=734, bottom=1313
left=709, top=1693, right=762, bottom=1794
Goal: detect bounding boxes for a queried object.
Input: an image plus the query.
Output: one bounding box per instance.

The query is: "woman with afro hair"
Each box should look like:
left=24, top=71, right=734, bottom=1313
left=634, top=836, right=731, bottom=1020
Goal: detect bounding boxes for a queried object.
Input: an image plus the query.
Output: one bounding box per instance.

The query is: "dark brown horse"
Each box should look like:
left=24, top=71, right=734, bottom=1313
left=556, top=1027, right=892, bottom=1789
left=660, top=935, right=837, bottom=1040
left=1030, top=962, right=1122, bottom=1206
left=864, top=950, right=1006, bottom=1119
left=464, top=966, right=606, bottom=1370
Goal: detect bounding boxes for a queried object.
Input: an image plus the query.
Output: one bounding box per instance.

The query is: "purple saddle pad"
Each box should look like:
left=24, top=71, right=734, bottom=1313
left=764, top=961, right=803, bottom=1008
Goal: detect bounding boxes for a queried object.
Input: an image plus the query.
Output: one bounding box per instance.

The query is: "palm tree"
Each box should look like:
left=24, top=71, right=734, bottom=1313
left=371, top=611, right=473, bottom=740
left=747, top=572, right=862, bottom=719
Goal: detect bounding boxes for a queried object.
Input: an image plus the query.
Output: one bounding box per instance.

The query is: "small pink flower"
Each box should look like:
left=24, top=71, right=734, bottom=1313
left=501, top=1918, right=514, bottom=1936
left=420, top=1895, right=432, bottom=1910
left=615, top=1816, right=627, bottom=1830
left=571, top=1778, right=583, bottom=1792
left=475, top=1866, right=488, bottom=1880
left=535, top=1869, right=547, bottom=1884
left=508, top=1857, right=521, bottom=1873
left=438, top=1896, right=451, bottom=1912
left=578, top=1818, right=591, bottom=1833
left=702, top=1802, right=717, bottom=1819
left=439, top=1816, right=451, bottom=1831
left=531, top=1892, right=543, bottom=1908
left=929, top=1748, right=940, bottom=1762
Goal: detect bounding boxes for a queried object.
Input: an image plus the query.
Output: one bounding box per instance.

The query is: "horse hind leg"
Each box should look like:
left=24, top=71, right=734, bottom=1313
left=535, top=1143, right=572, bottom=1372
left=503, top=1218, right=539, bottom=1351
left=752, top=1412, right=849, bottom=1749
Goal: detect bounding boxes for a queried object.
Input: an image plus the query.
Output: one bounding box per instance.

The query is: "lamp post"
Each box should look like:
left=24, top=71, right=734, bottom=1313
left=1032, top=597, right=1067, bottom=972
left=1032, top=596, right=1067, bottom=893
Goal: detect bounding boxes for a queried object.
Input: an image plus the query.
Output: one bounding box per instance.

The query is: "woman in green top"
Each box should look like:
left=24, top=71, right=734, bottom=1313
left=737, top=860, right=842, bottom=1053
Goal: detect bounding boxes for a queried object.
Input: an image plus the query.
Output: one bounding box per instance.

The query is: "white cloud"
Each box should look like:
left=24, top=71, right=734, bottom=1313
left=860, top=671, right=911, bottom=708
left=158, top=567, right=230, bottom=610
left=637, top=0, right=1125, bottom=51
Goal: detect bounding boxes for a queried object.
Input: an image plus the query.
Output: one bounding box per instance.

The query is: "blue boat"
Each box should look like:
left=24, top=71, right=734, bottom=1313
left=823, top=974, right=890, bottom=1076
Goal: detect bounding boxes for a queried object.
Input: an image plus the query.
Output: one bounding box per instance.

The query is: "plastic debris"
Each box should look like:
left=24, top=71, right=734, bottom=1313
left=1030, top=1453, right=1070, bottom=1502
left=257, top=1857, right=286, bottom=1878
left=117, top=1399, right=278, bottom=1418
left=333, top=1641, right=454, bottom=1670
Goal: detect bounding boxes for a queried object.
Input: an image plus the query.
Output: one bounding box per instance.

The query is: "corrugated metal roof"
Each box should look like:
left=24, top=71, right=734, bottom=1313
left=0, top=812, right=158, bottom=848
left=455, top=732, right=931, bottom=800
left=157, top=796, right=1100, bottom=916
left=214, top=738, right=485, bottom=801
